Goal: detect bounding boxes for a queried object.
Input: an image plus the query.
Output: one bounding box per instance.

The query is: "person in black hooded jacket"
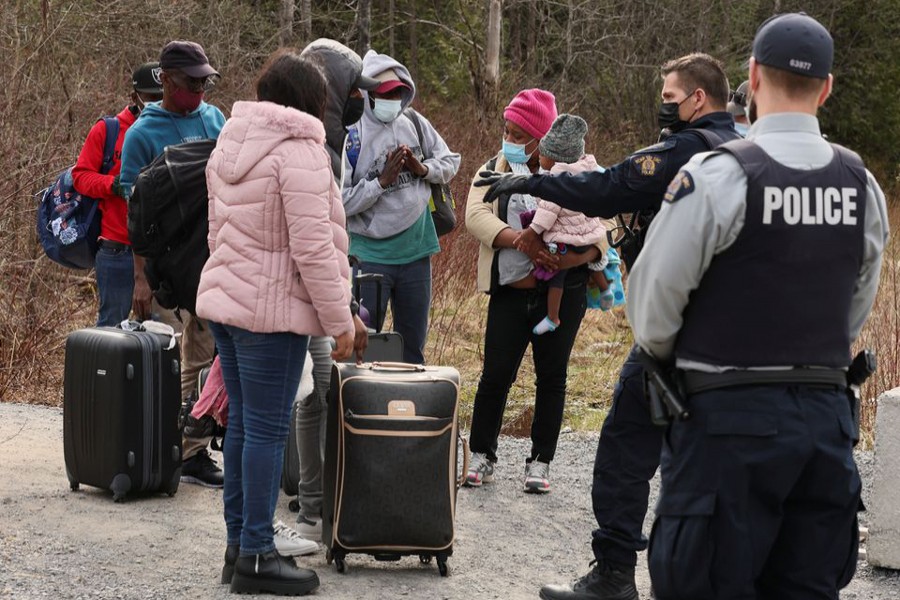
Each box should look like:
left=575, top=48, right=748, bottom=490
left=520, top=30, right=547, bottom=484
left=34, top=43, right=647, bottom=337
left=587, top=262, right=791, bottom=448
left=287, top=39, right=378, bottom=544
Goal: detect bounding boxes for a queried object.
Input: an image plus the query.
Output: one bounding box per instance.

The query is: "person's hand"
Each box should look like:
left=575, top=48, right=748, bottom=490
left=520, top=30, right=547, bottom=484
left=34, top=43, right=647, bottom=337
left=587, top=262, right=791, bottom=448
left=534, top=248, right=560, bottom=271
left=401, top=146, right=428, bottom=177
left=132, top=273, right=152, bottom=321
left=514, top=227, right=543, bottom=258
left=111, top=175, right=126, bottom=199
left=331, top=331, right=354, bottom=361
left=352, top=315, right=368, bottom=363
left=378, top=148, right=405, bottom=188
left=475, top=171, right=531, bottom=203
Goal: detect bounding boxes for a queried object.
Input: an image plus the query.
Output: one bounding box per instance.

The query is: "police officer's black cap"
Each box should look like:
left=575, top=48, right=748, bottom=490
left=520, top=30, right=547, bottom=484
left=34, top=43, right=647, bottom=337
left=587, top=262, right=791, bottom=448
left=132, top=62, right=163, bottom=94
left=752, top=13, right=833, bottom=79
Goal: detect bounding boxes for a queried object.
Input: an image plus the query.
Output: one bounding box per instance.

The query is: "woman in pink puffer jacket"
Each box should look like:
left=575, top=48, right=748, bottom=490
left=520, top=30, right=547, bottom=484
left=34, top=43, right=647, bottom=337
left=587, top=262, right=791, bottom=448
left=195, top=50, right=354, bottom=596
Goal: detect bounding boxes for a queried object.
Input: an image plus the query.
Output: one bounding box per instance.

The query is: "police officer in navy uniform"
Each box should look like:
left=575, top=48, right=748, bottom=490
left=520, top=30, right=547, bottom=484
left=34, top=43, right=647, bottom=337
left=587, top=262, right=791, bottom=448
left=477, top=53, right=740, bottom=600
left=626, top=13, right=888, bottom=599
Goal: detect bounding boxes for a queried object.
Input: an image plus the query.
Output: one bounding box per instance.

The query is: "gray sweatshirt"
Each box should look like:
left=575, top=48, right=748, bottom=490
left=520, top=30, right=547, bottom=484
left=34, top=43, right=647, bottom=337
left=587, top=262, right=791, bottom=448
left=342, top=50, right=460, bottom=239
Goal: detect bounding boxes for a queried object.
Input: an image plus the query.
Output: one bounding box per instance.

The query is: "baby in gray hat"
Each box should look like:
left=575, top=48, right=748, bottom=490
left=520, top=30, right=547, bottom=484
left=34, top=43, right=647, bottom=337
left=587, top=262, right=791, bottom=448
left=514, top=114, right=615, bottom=334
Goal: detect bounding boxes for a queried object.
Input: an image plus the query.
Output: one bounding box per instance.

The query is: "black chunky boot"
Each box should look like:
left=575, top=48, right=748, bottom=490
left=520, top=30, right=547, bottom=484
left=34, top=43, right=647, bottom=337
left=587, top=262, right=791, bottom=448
left=221, top=544, right=239, bottom=584
left=539, top=560, right=640, bottom=600
left=230, top=551, right=320, bottom=596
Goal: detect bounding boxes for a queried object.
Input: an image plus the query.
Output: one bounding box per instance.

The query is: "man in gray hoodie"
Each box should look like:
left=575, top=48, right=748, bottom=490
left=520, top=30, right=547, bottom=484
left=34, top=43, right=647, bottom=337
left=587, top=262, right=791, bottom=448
left=291, top=39, right=378, bottom=543
left=342, top=50, right=460, bottom=365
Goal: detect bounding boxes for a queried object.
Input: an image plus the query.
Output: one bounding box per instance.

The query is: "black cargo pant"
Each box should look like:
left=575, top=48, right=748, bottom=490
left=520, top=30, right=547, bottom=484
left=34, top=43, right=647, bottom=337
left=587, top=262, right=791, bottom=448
left=649, top=385, right=860, bottom=600
left=590, top=344, right=661, bottom=567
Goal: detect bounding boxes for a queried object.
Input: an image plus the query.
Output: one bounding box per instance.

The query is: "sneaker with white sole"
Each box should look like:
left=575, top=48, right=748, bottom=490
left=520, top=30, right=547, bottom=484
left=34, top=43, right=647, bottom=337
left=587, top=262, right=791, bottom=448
left=273, top=520, right=318, bottom=556
left=464, top=452, right=495, bottom=487
left=296, top=514, right=322, bottom=539
left=524, top=459, right=551, bottom=494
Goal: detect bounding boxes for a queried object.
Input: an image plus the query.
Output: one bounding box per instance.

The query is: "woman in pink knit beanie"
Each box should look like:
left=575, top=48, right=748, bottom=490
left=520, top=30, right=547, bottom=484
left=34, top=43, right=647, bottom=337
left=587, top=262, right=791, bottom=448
left=463, top=88, right=602, bottom=495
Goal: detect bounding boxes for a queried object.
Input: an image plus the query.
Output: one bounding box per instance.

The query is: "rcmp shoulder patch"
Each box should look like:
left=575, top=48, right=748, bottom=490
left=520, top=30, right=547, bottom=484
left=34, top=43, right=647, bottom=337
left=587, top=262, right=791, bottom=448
left=633, top=154, right=662, bottom=177
left=663, top=170, right=695, bottom=203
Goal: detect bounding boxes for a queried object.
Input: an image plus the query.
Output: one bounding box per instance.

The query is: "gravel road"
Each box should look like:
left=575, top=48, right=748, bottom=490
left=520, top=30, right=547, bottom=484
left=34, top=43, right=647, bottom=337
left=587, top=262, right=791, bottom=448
left=1, top=402, right=898, bottom=599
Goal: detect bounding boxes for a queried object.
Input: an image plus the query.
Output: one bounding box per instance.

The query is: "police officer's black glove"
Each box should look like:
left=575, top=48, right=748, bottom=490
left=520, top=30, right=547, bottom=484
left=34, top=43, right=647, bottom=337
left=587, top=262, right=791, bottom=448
left=475, top=171, right=531, bottom=203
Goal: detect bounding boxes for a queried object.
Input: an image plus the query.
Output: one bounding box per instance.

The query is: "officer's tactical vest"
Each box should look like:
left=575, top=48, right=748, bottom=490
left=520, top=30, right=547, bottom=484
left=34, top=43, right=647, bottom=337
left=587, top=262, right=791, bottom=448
left=675, top=139, right=867, bottom=368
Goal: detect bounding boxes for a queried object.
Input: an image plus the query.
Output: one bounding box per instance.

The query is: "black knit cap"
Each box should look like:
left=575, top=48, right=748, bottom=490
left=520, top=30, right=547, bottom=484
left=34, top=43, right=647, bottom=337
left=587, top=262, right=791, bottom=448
left=132, top=62, right=163, bottom=94
left=753, top=13, right=833, bottom=79
left=159, top=40, right=219, bottom=78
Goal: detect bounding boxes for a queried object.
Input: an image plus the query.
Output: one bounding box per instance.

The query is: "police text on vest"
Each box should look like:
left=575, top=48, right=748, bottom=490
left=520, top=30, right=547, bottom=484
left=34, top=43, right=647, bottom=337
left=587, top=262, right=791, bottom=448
left=762, top=186, right=857, bottom=225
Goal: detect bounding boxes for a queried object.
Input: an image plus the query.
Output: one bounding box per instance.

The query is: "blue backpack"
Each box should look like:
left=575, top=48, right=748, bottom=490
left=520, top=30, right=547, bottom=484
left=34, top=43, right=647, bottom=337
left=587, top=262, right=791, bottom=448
left=36, top=116, right=119, bottom=269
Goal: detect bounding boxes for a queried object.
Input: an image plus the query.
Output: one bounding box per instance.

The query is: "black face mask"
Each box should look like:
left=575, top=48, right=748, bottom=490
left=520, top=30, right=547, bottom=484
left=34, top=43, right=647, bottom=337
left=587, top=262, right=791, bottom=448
left=657, top=90, right=697, bottom=132
left=342, top=96, right=365, bottom=128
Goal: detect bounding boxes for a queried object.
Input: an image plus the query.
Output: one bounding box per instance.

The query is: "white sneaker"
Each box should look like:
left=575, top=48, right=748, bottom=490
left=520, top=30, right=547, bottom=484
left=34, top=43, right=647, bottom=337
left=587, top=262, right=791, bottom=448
left=273, top=520, right=318, bottom=556
left=464, top=452, right=495, bottom=487
left=296, top=514, right=322, bottom=539
left=524, top=459, right=551, bottom=494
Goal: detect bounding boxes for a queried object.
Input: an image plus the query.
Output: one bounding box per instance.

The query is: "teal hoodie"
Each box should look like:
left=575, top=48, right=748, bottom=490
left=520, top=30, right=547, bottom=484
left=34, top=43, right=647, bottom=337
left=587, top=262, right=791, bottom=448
left=119, top=101, right=226, bottom=198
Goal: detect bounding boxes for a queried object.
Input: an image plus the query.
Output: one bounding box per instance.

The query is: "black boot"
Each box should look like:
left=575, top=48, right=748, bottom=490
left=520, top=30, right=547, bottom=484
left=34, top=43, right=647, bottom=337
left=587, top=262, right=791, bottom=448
left=230, top=551, right=320, bottom=596
left=221, top=544, right=239, bottom=584
left=539, top=560, right=640, bottom=600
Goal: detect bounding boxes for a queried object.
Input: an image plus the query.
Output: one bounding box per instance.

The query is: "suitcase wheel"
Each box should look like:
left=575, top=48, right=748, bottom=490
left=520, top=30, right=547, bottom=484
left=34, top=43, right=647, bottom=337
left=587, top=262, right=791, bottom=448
left=288, top=498, right=300, bottom=512
left=419, top=554, right=432, bottom=565
left=334, top=555, right=346, bottom=574
left=325, top=549, right=333, bottom=565
left=69, top=482, right=80, bottom=492
left=113, top=492, right=126, bottom=503
left=437, top=559, right=449, bottom=577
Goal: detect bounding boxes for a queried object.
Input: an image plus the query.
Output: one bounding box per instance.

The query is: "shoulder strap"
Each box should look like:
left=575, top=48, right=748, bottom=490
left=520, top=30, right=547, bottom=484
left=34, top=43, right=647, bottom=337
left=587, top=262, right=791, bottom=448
left=683, top=127, right=727, bottom=150
left=830, top=143, right=868, bottom=188
left=404, top=108, right=431, bottom=159
left=99, top=116, right=120, bottom=175
left=710, top=139, right=769, bottom=175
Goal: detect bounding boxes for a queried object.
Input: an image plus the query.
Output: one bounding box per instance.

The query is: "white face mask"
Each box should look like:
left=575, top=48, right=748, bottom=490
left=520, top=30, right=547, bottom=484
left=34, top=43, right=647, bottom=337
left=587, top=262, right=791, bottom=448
left=372, top=98, right=402, bottom=123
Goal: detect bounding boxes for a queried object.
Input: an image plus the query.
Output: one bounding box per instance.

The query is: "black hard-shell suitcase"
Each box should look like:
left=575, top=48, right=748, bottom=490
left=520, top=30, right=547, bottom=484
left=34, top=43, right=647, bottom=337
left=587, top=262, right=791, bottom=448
left=322, top=362, right=466, bottom=576
left=63, top=327, right=182, bottom=502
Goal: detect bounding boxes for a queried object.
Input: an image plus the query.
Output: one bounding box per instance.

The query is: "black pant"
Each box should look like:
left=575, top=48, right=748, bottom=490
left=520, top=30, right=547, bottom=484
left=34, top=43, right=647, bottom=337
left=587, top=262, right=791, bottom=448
left=650, top=385, right=860, bottom=599
left=590, top=344, right=661, bottom=567
left=468, top=278, right=587, bottom=463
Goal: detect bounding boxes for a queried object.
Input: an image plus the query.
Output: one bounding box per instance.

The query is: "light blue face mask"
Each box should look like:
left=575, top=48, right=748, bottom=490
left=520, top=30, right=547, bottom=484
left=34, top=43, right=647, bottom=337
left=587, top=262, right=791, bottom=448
left=502, top=138, right=535, bottom=164
left=735, top=122, right=749, bottom=138
left=372, top=98, right=402, bottom=123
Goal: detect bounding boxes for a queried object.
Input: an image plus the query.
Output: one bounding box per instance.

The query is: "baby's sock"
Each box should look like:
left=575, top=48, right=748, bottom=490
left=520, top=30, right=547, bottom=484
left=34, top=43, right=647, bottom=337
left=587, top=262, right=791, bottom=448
left=533, top=316, right=559, bottom=335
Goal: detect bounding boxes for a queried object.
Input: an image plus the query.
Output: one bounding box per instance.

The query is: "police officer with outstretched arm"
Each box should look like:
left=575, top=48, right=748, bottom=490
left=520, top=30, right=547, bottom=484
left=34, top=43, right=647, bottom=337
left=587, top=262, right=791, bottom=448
left=477, top=54, right=739, bottom=600
left=627, top=13, right=888, bottom=599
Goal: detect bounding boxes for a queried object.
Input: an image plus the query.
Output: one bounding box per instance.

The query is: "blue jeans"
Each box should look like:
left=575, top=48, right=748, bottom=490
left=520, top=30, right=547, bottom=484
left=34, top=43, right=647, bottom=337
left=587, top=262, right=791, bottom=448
left=356, top=257, right=431, bottom=364
left=94, top=244, right=134, bottom=326
left=209, top=321, right=309, bottom=555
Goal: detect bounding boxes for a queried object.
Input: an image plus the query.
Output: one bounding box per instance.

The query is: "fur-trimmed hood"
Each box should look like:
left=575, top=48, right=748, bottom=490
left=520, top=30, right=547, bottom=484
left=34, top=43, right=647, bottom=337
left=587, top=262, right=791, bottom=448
left=214, top=100, right=326, bottom=184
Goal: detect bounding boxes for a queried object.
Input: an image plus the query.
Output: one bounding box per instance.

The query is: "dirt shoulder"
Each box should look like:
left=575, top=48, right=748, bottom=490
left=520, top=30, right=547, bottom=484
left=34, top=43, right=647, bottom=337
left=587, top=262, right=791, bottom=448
left=1, top=402, right=896, bottom=599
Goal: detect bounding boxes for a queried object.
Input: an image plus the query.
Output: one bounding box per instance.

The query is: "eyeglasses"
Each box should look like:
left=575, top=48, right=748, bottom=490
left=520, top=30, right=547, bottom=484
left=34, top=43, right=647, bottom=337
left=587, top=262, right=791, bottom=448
left=165, top=70, right=217, bottom=93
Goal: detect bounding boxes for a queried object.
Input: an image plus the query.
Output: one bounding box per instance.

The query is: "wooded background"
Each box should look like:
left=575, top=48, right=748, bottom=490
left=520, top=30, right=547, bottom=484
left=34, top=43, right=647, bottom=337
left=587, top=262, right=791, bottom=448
left=2, top=1, right=898, bottom=433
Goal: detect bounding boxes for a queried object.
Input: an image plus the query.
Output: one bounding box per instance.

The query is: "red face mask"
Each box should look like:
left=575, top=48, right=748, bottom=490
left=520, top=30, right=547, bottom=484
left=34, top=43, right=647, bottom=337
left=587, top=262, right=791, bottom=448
left=171, top=87, right=204, bottom=113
